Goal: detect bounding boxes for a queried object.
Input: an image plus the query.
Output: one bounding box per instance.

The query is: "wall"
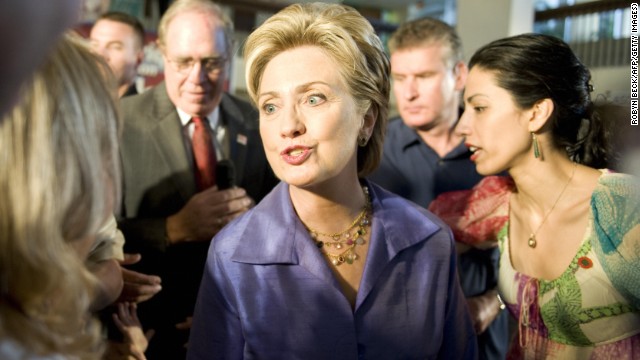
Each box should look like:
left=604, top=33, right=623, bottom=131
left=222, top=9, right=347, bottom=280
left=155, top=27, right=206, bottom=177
left=457, top=0, right=627, bottom=103
left=591, top=66, right=630, bottom=102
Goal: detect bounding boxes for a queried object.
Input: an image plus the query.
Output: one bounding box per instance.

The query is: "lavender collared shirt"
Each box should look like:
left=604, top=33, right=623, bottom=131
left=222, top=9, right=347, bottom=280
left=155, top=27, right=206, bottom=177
left=187, top=181, right=478, bottom=360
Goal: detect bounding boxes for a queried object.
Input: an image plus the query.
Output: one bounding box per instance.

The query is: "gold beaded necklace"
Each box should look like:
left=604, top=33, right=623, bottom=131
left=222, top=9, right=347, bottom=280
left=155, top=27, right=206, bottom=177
left=305, top=186, right=371, bottom=266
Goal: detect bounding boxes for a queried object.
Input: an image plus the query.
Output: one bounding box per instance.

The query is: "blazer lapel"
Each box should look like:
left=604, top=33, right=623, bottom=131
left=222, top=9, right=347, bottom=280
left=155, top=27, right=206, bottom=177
left=231, top=183, right=340, bottom=289
left=355, top=182, right=441, bottom=311
left=220, top=95, right=249, bottom=183
left=149, top=84, right=196, bottom=202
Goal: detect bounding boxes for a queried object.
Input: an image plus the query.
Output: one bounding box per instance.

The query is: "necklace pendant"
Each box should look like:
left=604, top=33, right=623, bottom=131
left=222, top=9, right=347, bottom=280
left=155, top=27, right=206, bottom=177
left=345, top=251, right=355, bottom=264
left=528, top=234, right=537, bottom=248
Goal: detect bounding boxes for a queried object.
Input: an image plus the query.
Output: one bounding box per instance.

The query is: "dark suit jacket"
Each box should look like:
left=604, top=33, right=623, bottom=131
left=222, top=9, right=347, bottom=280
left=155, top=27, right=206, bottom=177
left=117, top=82, right=278, bottom=358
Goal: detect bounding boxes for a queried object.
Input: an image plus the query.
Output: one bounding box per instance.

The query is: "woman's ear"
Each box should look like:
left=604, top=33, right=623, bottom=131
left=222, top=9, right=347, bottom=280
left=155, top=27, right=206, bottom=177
left=528, top=98, right=554, bottom=133
left=362, top=105, right=377, bottom=138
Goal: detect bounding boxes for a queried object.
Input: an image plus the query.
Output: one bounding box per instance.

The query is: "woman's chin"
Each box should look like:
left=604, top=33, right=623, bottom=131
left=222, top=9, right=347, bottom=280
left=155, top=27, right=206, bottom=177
left=476, top=162, right=502, bottom=177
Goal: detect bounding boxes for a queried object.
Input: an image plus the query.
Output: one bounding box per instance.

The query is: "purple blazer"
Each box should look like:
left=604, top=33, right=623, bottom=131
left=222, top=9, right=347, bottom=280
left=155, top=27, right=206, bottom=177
left=187, top=181, right=478, bottom=360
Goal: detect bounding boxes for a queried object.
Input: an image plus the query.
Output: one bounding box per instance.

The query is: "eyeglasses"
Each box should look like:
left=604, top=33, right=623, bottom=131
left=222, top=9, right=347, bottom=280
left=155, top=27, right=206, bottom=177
left=166, top=56, right=227, bottom=75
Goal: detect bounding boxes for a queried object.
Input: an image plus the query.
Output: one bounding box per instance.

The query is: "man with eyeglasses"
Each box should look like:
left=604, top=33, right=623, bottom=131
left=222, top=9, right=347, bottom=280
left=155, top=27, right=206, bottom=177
left=117, top=1, right=278, bottom=358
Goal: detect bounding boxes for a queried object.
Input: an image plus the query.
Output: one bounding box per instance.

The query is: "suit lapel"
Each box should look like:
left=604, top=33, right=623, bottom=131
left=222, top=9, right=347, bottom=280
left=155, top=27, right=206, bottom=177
left=220, top=95, right=249, bottom=183
left=149, top=84, right=196, bottom=201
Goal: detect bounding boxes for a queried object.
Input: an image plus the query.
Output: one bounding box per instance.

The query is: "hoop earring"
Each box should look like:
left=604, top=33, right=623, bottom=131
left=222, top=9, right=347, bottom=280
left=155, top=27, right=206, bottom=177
left=532, top=132, right=541, bottom=159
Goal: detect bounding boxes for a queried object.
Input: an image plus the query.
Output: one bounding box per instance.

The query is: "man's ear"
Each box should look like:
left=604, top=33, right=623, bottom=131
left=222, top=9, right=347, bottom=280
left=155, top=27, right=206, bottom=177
left=528, top=98, right=554, bottom=132
left=453, top=61, right=468, bottom=91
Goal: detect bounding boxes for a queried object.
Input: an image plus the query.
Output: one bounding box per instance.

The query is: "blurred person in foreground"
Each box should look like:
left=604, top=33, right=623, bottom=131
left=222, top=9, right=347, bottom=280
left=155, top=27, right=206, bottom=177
left=0, top=0, right=82, bottom=117
left=0, top=33, right=120, bottom=359
left=187, top=3, right=477, bottom=359
left=117, top=0, right=278, bottom=357
left=368, top=18, right=509, bottom=359
left=453, top=33, right=640, bottom=358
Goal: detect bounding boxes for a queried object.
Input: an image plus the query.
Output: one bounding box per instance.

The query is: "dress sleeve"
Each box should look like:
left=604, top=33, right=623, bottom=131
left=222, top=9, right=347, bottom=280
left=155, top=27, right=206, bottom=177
left=591, top=172, right=640, bottom=309
left=428, top=176, right=512, bottom=246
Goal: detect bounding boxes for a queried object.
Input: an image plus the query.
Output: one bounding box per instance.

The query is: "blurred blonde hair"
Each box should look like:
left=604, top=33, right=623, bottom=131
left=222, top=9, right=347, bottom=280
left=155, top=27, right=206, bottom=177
left=0, top=33, right=121, bottom=358
left=244, top=2, right=390, bottom=176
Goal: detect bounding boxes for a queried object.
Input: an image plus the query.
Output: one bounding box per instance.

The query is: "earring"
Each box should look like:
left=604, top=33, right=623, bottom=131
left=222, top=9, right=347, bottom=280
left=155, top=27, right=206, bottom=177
left=358, top=135, right=368, bottom=147
left=532, top=132, right=541, bottom=159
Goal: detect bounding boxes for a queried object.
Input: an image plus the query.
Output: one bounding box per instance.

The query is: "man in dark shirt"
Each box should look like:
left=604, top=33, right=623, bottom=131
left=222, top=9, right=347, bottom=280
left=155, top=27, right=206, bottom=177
left=369, top=18, right=509, bottom=360
left=376, top=117, right=482, bottom=206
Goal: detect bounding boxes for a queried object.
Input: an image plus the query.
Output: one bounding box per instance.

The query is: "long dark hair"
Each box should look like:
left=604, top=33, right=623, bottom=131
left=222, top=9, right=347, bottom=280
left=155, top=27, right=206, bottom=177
left=469, top=33, right=610, bottom=168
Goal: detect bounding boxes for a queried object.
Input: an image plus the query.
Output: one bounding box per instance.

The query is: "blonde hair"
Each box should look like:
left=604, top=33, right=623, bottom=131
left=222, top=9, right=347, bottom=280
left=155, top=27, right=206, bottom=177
left=0, top=33, right=121, bottom=358
left=388, top=17, right=463, bottom=69
left=244, top=2, right=390, bottom=176
left=157, top=0, right=233, bottom=52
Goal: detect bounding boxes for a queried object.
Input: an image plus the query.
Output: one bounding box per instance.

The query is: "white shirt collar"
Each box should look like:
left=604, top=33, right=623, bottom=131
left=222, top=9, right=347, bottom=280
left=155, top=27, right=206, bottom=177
left=176, top=107, right=221, bottom=130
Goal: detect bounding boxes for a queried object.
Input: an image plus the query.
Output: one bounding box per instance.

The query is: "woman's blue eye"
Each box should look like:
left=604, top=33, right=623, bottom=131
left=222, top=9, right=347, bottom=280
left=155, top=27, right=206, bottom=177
left=263, top=104, right=276, bottom=114
left=308, top=94, right=325, bottom=106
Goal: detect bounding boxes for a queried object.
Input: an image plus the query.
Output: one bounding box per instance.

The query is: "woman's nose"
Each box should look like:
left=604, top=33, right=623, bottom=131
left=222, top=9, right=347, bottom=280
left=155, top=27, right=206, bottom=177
left=455, top=108, right=471, bottom=136
left=280, top=105, right=306, bottom=138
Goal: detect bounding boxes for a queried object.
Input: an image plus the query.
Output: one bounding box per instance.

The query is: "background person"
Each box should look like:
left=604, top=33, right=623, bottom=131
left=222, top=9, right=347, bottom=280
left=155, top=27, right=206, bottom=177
left=187, top=4, right=477, bottom=359
left=456, top=33, right=640, bottom=358
left=117, top=0, right=278, bottom=357
left=368, top=17, right=508, bottom=359
left=90, top=11, right=145, bottom=98
left=90, top=11, right=162, bottom=351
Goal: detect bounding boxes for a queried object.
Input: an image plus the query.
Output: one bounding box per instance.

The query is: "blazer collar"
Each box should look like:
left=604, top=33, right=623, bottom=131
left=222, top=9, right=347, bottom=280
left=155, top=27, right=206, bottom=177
left=148, top=83, right=250, bottom=133
left=230, top=180, right=441, bottom=274
left=231, top=182, right=304, bottom=265
left=219, top=94, right=251, bottom=181
left=147, top=85, right=254, bottom=187
left=147, top=83, right=197, bottom=199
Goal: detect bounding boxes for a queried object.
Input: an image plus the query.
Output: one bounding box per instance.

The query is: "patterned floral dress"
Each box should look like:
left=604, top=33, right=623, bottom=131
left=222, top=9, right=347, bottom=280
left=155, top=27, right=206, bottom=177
left=498, top=171, right=640, bottom=359
left=430, top=170, right=640, bottom=359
